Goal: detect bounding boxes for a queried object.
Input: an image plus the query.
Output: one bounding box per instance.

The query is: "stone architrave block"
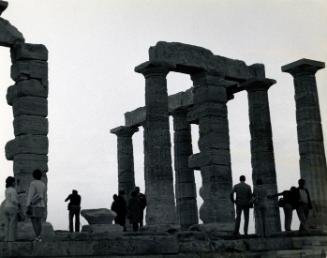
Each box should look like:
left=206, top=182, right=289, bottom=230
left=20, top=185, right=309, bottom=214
left=11, top=60, right=48, bottom=84
left=188, top=151, right=231, bottom=169
left=10, top=43, right=48, bottom=61
left=13, top=96, right=48, bottom=117
left=13, top=115, right=48, bottom=136
left=0, top=17, right=24, bottom=47
left=5, top=135, right=48, bottom=160
left=124, top=107, right=146, bottom=127
left=13, top=153, right=48, bottom=175
left=81, top=208, right=116, bottom=224
left=7, top=79, right=48, bottom=105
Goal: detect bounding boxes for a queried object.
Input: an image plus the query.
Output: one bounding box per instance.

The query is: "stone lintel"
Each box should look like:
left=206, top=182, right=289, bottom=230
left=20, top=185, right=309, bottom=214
left=168, top=88, right=193, bottom=112
left=0, top=17, right=25, bottom=47
left=188, top=151, right=230, bottom=170
left=124, top=107, right=146, bottom=127
left=110, top=125, right=139, bottom=137
left=0, top=1, right=8, bottom=16
left=11, top=43, right=48, bottom=61
left=134, top=61, right=175, bottom=77
left=241, top=78, right=276, bottom=92
left=282, top=58, right=325, bottom=76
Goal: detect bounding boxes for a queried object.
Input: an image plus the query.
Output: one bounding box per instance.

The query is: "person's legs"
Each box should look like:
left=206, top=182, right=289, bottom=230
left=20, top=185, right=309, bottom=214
left=243, top=207, right=249, bottom=235
left=234, top=205, right=242, bottom=235
left=75, top=210, right=80, bottom=232
left=69, top=210, right=74, bottom=232
left=132, top=223, right=138, bottom=232
left=297, top=204, right=309, bottom=231
left=4, top=208, right=16, bottom=241
left=139, top=210, right=144, bottom=228
left=284, top=204, right=293, bottom=231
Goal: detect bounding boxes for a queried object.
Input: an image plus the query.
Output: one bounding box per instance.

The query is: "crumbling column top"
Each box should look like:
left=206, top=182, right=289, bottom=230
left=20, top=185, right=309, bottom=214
left=0, top=1, right=8, bottom=16
left=110, top=126, right=139, bottom=137
left=134, top=61, right=175, bottom=77
left=241, top=78, right=276, bottom=91
left=281, top=58, right=325, bottom=76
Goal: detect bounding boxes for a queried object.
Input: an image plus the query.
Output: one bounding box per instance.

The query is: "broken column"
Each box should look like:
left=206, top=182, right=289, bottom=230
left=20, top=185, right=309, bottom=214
left=110, top=126, right=138, bottom=197
left=5, top=43, right=49, bottom=219
left=242, top=78, right=281, bottom=235
left=135, top=61, right=177, bottom=226
left=282, top=59, right=327, bottom=227
left=172, top=108, right=198, bottom=229
left=188, top=72, right=235, bottom=230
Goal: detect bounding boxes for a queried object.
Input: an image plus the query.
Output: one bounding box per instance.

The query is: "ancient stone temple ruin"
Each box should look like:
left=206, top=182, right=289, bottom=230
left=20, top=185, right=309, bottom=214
left=1, top=1, right=327, bottom=257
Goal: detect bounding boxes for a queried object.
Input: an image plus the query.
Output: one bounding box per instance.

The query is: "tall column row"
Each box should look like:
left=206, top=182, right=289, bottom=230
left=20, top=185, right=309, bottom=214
left=282, top=59, right=327, bottom=228
left=5, top=43, right=49, bottom=218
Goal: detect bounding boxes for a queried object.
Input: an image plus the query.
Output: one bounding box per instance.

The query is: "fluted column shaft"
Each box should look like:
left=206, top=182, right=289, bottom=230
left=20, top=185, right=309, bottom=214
left=111, top=126, right=138, bottom=197
left=135, top=62, right=176, bottom=225
left=188, top=72, right=234, bottom=229
left=173, top=109, right=198, bottom=229
left=243, top=78, right=281, bottom=235
left=282, top=59, right=327, bottom=227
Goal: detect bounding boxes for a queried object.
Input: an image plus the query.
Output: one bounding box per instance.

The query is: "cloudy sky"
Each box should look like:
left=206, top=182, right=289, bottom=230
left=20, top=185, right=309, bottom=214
left=0, top=0, right=326, bottom=232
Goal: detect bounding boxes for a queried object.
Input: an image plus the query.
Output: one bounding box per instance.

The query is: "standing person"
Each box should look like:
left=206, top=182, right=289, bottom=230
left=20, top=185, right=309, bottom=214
left=127, top=190, right=141, bottom=232
left=297, top=178, right=312, bottom=232
left=253, top=179, right=268, bottom=237
left=134, top=186, right=146, bottom=228
left=111, top=190, right=127, bottom=231
left=230, top=175, right=252, bottom=236
left=65, top=189, right=81, bottom=232
left=268, top=186, right=299, bottom=231
left=3, top=176, right=18, bottom=241
left=26, top=169, right=47, bottom=242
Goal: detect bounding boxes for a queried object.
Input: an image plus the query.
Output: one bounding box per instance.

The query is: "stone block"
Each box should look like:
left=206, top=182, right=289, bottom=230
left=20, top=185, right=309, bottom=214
left=299, top=141, right=325, bottom=155
left=10, top=43, right=48, bottom=61
left=13, top=115, right=48, bottom=136
left=13, top=96, right=47, bottom=117
left=198, top=133, right=230, bottom=150
left=5, top=135, right=48, bottom=160
left=15, top=174, right=32, bottom=193
left=16, top=222, right=55, bottom=241
left=296, top=106, right=321, bottom=122
left=0, top=17, right=24, bottom=47
left=188, top=151, right=230, bottom=169
left=124, top=106, right=146, bottom=127
left=177, top=182, right=197, bottom=198
left=82, top=224, right=123, bottom=234
left=11, top=60, right=48, bottom=84
left=189, top=223, right=234, bottom=237
left=13, top=153, right=48, bottom=175
left=193, top=85, right=227, bottom=104
left=297, top=122, right=323, bottom=142
left=81, top=208, right=116, bottom=224
left=7, top=79, right=48, bottom=105
left=250, top=138, right=273, bottom=152
left=187, top=103, right=227, bottom=124
left=168, top=88, right=194, bottom=112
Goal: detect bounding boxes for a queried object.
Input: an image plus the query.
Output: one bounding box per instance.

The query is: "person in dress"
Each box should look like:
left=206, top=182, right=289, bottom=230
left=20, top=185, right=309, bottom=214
left=3, top=176, right=18, bottom=241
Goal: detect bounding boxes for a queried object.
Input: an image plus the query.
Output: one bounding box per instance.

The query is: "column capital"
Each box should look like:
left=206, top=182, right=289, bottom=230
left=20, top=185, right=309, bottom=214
left=282, top=58, right=325, bottom=76
left=242, top=78, right=276, bottom=92
left=0, top=1, right=8, bottom=16
left=110, top=126, right=139, bottom=137
left=135, top=61, right=174, bottom=78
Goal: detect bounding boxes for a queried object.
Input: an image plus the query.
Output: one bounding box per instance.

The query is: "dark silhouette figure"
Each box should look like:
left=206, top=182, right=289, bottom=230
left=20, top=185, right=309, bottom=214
left=65, top=190, right=81, bottom=232
left=268, top=186, right=299, bottom=231
left=230, top=175, right=252, bottom=236
left=111, top=190, right=127, bottom=231
left=134, top=186, right=146, bottom=228
left=4, top=176, right=18, bottom=241
left=253, top=179, right=268, bottom=237
left=127, top=190, right=141, bottom=232
left=297, top=178, right=312, bottom=232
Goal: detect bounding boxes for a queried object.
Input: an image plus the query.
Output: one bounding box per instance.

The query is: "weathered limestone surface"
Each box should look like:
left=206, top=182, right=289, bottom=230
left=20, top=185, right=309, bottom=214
left=13, top=115, right=48, bottom=136
left=82, top=224, right=123, bottom=234
left=13, top=154, right=48, bottom=175
left=282, top=58, right=327, bottom=227
left=242, top=78, right=281, bottom=236
left=135, top=61, right=177, bottom=225
left=172, top=108, right=198, bottom=229
left=12, top=96, right=48, bottom=117
left=0, top=17, right=24, bottom=47
left=81, top=209, right=116, bottom=225
left=111, top=126, right=138, bottom=196
left=11, top=60, right=48, bottom=84
left=188, top=72, right=234, bottom=228
left=10, top=43, right=48, bottom=61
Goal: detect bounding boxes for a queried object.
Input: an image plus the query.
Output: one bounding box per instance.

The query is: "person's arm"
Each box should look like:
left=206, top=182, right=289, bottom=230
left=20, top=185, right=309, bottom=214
left=230, top=188, right=235, bottom=203
left=65, top=194, right=71, bottom=202
left=26, top=182, right=35, bottom=206
left=268, top=192, right=282, bottom=199
left=44, top=184, right=48, bottom=207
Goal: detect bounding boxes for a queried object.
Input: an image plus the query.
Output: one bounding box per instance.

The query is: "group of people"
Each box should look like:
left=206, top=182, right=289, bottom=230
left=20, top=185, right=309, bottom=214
left=111, top=186, right=146, bottom=232
left=3, top=169, right=47, bottom=242
left=231, top=175, right=312, bottom=237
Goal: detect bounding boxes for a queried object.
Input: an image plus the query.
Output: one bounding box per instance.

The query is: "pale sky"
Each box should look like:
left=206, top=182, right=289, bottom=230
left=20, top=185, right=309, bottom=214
left=0, top=0, right=326, bottom=231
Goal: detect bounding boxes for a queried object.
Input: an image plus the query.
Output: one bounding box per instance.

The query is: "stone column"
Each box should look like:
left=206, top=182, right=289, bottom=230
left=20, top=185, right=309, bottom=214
left=111, top=126, right=138, bottom=197
left=242, top=78, right=281, bottom=235
left=172, top=108, right=198, bottom=229
left=135, top=61, right=177, bottom=226
left=282, top=59, right=327, bottom=227
left=188, top=72, right=235, bottom=230
left=5, top=43, right=49, bottom=220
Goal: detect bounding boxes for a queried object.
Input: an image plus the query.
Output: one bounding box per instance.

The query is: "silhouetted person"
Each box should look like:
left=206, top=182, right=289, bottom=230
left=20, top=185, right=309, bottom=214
left=268, top=186, right=299, bottom=231
left=297, top=178, right=312, bottom=232
left=65, top=189, right=81, bottom=232
left=230, top=175, right=252, bottom=236
left=253, top=179, right=268, bottom=237
left=134, top=186, right=146, bottom=228
left=26, top=169, right=47, bottom=241
left=111, top=190, right=127, bottom=231
left=127, top=190, right=141, bottom=232
left=4, top=176, right=18, bottom=241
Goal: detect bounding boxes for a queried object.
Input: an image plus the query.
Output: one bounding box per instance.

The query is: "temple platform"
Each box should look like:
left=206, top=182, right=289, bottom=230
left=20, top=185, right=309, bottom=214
left=0, top=230, right=326, bottom=258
